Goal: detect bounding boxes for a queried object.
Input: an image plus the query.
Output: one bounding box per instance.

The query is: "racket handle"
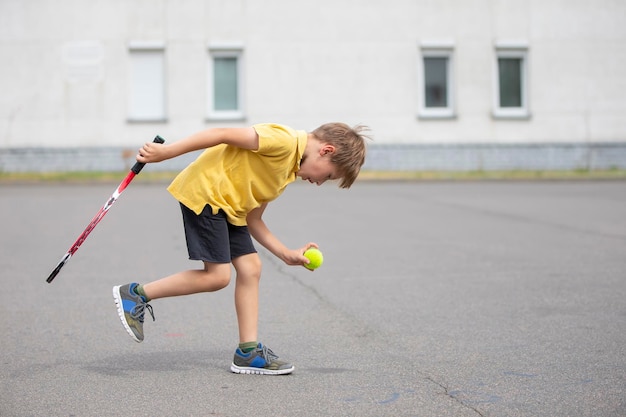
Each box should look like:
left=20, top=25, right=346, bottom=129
left=131, top=135, right=166, bottom=174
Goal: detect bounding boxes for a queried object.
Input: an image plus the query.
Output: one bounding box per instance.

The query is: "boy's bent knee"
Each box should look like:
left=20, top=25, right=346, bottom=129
left=202, top=262, right=231, bottom=291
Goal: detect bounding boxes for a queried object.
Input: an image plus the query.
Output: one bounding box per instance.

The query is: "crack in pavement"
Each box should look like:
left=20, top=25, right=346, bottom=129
left=425, top=376, right=487, bottom=417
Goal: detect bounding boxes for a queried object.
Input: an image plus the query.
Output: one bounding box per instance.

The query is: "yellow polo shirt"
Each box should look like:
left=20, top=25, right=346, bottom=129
left=167, top=123, right=307, bottom=226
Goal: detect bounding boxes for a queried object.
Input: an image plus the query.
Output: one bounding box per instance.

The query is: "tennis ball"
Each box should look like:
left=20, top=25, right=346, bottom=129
left=303, top=248, right=323, bottom=270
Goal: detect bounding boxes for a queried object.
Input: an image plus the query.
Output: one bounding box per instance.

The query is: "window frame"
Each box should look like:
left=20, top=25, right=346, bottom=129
left=127, top=41, right=167, bottom=123
left=418, top=40, right=456, bottom=119
left=207, top=43, right=245, bottom=121
left=493, top=40, right=530, bottom=119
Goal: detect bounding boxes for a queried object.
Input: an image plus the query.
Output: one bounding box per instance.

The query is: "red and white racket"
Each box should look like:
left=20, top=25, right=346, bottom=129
left=46, top=135, right=165, bottom=283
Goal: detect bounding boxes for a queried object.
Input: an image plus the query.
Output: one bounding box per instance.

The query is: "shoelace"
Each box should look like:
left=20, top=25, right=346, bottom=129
left=257, top=345, right=279, bottom=363
left=130, top=302, right=155, bottom=323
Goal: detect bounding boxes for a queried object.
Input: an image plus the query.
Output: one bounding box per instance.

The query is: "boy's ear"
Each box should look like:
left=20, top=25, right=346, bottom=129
left=320, top=144, right=336, bottom=156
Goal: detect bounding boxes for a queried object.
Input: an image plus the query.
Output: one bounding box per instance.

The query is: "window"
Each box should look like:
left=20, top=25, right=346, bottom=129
left=207, top=43, right=244, bottom=120
left=424, top=57, right=448, bottom=107
left=128, top=41, right=166, bottom=122
left=419, top=40, right=455, bottom=119
left=494, top=41, right=529, bottom=119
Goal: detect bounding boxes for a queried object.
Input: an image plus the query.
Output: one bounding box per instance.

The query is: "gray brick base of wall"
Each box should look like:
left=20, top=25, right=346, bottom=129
left=363, top=143, right=626, bottom=171
left=1, top=143, right=626, bottom=173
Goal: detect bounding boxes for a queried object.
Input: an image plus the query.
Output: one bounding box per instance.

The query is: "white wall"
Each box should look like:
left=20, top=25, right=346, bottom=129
left=0, top=0, right=625, bottom=148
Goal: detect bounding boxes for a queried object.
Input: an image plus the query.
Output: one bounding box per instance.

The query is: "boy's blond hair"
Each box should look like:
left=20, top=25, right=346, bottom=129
left=311, top=123, right=369, bottom=188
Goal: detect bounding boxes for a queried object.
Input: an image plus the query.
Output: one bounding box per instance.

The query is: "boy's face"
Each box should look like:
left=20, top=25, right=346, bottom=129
left=297, top=144, right=339, bottom=186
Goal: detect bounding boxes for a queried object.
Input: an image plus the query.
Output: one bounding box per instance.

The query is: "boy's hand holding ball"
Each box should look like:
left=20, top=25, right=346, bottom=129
left=303, top=248, right=323, bottom=270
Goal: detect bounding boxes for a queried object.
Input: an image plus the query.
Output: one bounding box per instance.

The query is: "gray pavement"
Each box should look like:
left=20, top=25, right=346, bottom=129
left=1, top=179, right=625, bottom=417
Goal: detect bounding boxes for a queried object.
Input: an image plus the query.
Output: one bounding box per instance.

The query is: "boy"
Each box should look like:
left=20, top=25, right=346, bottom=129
left=113, top=122, right=368, bottom=375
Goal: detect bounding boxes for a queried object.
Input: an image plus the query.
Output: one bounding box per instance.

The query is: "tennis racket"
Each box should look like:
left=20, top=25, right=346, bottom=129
left=46, top=135, right=165, bottom=283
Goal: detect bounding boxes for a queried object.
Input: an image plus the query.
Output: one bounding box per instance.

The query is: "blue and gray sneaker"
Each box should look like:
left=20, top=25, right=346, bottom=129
left=230, top=343, right=294, bottom=375
left=112, top=283, right=154, bottom=343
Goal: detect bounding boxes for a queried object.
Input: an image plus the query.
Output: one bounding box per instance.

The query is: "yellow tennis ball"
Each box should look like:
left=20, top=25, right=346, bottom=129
left=303, top=248, right=323, bottom=270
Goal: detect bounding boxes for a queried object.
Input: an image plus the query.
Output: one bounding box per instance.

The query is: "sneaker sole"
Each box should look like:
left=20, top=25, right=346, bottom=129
left=112, top=285, right=142, bottom=343
left=230, top=363, right=294, bottom=375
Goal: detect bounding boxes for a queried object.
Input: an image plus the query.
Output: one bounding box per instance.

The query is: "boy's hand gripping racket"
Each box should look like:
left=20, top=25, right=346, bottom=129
left=46, top=135, right=165, bottom=283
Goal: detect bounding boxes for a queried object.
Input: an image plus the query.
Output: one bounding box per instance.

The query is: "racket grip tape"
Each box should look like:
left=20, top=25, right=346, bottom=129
left=131, top=135, right=166, bottom=174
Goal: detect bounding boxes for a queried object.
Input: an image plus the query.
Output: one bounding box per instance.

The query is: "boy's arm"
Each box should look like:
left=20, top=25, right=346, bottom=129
left=136, top=127, right=259, bottom=163
left=247, top=203, right=317, bottom=267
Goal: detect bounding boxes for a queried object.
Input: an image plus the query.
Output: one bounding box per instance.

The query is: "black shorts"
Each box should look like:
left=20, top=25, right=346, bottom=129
left=180, top=203, right=257, bottom=263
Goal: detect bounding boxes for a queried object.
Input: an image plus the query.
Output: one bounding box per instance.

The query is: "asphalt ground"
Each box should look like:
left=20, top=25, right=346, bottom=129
left=1, top=180, right=625, bottom=417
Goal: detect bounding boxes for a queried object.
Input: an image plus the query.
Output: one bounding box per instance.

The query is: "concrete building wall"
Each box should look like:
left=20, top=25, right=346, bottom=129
left=1, top=0, right=625, bottom=171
